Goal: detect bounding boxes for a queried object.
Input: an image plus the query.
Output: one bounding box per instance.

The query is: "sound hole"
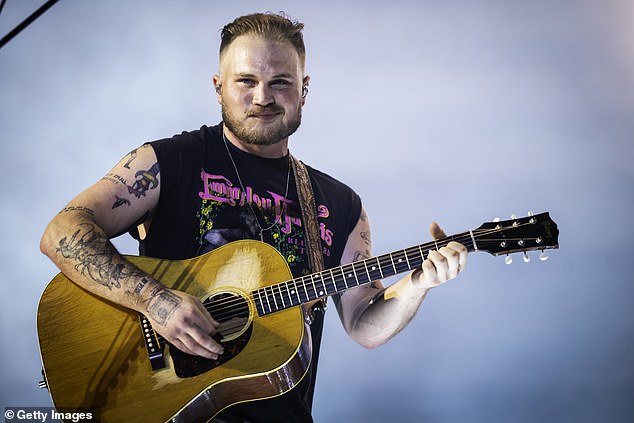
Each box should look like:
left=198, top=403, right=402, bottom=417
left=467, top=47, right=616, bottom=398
left=207, top=291, right=250, bottom=342
left=171, top=291, right=252, bottom=378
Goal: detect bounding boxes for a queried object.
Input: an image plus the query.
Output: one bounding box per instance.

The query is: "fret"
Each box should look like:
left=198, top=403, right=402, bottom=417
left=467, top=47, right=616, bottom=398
left=403, top=249, right=411, bottom=269
left=388, top=252, right=398, bottom=275
left=302, top=275, right=316, bottom=301
left=263, top=286, right=273, bottom=313
left=366, top=257, right=383, bottom=281
left=377, top=254, right=397, bottom=278
left=406, top=246, right=424, bottom=269
left=300, top=276, right=310, bottom=302
left=312, top=274, right=325, bottom=297
left=362, top=260, right=372, bottom=281
left=267, top=286, right=279, bottom=312
left=392, top=251, right=411, bottom=273
left=255, top=290, right=264, bottom=316
left=294, top=279, right=302, bottom=304
left=418, top=244, right=426, bottom=261
left=277, top=284, right=286, bottom=309
left=317, top=273, right=328, bottom=296
left=341, top=264, right=354, bottom=289
left=287, top=280, right=300, bottom=305
left=352, top=262, right=370, bottom=285
left=322, top=270, right=335, bottom=295
left=307, top=275, right=317, bottom=300
left=331, top=267, right=347, bottom=291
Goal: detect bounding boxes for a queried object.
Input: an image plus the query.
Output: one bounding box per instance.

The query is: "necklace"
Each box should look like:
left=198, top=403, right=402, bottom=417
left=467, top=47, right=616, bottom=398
left=222, top=130, right=292, bottom=240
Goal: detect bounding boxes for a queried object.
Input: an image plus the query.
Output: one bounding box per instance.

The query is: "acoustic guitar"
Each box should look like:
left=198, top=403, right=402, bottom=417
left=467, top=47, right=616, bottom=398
left=37, top=212, right=559, bottom=422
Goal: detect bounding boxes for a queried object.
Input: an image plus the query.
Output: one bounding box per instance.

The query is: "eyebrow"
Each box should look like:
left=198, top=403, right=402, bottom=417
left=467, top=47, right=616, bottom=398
left=234, top=72, right=296, bottom=80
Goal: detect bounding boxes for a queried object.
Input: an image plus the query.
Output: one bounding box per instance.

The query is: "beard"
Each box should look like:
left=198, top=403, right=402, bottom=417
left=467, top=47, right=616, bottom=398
left=221, top=102, right=302, bottom=146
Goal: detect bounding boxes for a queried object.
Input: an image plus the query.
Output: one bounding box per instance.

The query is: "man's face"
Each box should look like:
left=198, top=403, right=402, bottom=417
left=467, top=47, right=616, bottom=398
left=215, top=34, right=308, bottom=146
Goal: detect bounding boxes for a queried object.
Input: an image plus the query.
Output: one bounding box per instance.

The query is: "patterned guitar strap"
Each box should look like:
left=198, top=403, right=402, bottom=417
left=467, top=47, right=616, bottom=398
left=290, top=154, right=327, bottom=325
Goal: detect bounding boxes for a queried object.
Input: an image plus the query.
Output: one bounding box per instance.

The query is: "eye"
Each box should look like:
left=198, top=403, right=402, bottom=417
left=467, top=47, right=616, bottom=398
left=270, top=79, right=292, bottom=89
left=237, top=78, right=256, bottom=87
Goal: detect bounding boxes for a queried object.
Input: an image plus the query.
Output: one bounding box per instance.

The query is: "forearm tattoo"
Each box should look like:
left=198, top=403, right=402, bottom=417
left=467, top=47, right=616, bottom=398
left=56, top=222, right=145, bottom=290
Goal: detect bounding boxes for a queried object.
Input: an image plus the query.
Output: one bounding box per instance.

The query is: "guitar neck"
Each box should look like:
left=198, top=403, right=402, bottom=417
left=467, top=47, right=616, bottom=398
left=252, top=211, right=559, bottom=317
left=253, top=231, right=476, bottom=317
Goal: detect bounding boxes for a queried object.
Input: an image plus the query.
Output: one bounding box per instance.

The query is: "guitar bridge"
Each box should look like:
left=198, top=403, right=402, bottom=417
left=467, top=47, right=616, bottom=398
left=138, top=313, right=166, bottom=370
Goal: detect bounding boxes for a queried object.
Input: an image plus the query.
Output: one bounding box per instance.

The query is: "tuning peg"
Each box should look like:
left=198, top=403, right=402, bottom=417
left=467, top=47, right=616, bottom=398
left=523, top=253, right=531, bottom=263
left=528, top=211, right=534, bottom=216
left=511, top=214, right=517, bottom=220
left=493, top=217, right=500, bottom=223
left=505, top=255, right=513, bottom=265
left=539, top=251, right=549, bottom=261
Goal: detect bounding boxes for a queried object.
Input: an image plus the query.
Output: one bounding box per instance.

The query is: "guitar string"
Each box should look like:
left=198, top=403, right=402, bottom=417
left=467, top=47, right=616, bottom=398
left=200, top=223, right=540, bottom=315
left=197, top=221, right=546, bottom=316
left=150, top=221, right=548, bottom=345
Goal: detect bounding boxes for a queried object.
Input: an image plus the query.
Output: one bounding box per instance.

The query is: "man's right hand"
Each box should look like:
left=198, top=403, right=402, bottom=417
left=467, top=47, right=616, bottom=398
left=143, top=286, right=224, bottom=360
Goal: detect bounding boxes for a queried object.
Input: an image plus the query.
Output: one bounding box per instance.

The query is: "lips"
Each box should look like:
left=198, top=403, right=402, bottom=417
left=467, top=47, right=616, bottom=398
left=248, top=106, right=283, bottom=119
left=249, top=112, right=279, bottom=119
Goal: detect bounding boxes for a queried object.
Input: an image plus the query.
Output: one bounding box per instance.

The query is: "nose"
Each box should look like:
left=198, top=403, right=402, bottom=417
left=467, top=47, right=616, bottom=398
left=252, top=84, right=275, bottom=106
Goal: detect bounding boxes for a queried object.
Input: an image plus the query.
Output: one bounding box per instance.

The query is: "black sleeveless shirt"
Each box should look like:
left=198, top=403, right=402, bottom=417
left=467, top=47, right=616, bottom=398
left=139, top=123, right=362, bottom=422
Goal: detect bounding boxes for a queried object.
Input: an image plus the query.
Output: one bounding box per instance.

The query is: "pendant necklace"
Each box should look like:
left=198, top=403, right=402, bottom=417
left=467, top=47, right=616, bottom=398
left=222, top=130, right=291, bottom=241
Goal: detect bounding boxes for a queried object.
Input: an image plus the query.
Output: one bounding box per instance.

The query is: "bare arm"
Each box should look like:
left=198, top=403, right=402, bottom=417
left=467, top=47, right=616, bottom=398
left=333, top=207, right=467, bottom=349
left=40, top=144, right=223, bottom=359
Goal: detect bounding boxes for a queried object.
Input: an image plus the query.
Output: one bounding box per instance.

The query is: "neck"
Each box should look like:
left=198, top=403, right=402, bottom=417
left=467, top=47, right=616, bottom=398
left=222, top=127, right=289, bottom=159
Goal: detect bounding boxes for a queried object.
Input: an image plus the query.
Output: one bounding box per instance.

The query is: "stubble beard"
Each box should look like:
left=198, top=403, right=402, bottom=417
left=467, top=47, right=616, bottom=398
left=221, top=103, right=302, bottom=146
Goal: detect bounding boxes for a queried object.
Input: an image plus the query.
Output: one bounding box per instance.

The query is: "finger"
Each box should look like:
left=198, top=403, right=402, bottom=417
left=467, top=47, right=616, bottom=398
left=419, top=258, right=437, bottom=288
left=438, top=245, right=460, bottom=279
left=447, top=241, right=468, bottom=272
left=179, top=331, right=222, bottom=359
left=429, top=221, right=446, bottom=240
left=426, top=250, right=448, bottom=283
left=188, top=324, right=224, bottom=355
left=171, top=338, right=203, bottom=358
left=194, top=300, right=220, bottom=331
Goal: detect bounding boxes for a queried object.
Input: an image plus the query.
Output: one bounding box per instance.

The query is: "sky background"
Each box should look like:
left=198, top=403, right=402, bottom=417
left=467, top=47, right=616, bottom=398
left=1, top=1, right=633, bottom=422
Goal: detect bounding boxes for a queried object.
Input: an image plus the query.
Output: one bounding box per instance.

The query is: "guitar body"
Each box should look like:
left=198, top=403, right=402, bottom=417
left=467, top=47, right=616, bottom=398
left=37, top=240, right=311, bottom=423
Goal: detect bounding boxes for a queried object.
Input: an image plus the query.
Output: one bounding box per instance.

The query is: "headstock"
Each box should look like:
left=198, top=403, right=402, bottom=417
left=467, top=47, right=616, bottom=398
left=473, top=212, right=559, bottom=262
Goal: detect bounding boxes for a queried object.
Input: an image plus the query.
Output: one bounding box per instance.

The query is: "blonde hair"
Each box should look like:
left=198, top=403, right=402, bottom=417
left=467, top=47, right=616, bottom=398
left=220, top=12, right=306, bottom=65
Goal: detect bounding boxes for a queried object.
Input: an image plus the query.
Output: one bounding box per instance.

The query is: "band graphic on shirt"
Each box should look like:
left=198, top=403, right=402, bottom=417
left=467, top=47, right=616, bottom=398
left=197, top=169, right=333, bottom=274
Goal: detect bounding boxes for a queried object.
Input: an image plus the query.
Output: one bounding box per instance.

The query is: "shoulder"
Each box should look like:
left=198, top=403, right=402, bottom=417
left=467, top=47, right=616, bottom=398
left=301, top=160, right=363, bottom=235
left=303, top=162, right=360, bottom=202
left=149, top=124, right=221, bottom=157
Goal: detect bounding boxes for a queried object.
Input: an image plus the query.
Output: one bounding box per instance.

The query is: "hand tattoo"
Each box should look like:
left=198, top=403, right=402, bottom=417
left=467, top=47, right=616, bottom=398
left=145, top=287, right=182, bottom=326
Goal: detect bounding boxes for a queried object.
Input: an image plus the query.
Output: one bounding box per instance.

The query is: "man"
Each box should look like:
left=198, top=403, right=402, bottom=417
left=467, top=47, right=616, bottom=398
left=40, top=12, right=467, bottom=423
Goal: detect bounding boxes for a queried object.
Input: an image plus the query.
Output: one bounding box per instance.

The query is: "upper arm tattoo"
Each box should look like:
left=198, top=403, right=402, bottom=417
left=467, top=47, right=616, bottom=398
left=101, top=160, right=160, bottom=208
left=58, top=206, right=95, bottom=217
left=123, top=148, right=138, bottom=169
left=127, top=162, right=160, bottom=198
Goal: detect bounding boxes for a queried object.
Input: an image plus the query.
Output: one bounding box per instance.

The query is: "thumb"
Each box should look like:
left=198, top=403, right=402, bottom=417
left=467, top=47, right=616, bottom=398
left=429, top=221, right=446, bottom=240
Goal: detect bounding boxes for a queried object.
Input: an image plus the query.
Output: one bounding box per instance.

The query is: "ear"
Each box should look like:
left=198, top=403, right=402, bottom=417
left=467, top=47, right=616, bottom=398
left=301, top=75, right=311, bottom=106
left=212, top=74, right=222, bottom=103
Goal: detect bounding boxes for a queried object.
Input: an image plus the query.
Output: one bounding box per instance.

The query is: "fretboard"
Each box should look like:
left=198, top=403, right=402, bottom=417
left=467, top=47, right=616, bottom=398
left=252, top=232, right=475, bottom=316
